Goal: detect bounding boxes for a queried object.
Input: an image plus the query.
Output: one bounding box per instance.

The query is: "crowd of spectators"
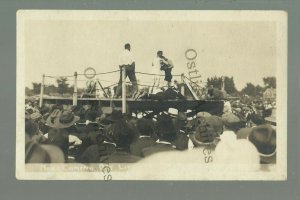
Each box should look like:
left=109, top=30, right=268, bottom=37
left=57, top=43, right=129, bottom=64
left=24, top=98, right=276, bottom=172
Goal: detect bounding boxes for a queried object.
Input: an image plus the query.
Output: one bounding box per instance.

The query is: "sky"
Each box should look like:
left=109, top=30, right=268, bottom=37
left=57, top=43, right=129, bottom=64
left=23, top=18, right=276, bottom=91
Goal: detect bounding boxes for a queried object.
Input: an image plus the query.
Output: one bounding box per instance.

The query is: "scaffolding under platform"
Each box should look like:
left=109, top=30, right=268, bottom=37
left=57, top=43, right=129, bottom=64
left=42, top=96, right=224, bottom=116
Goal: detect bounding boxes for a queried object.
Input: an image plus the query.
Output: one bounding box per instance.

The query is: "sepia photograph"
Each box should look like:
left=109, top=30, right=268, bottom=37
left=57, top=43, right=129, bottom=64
left=16, top=10, right=287, bottom=180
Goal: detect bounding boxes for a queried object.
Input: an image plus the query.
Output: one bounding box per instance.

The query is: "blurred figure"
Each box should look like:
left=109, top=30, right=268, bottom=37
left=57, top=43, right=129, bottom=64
left=214, top=133, right=260, bottom=171
left=130, top=118, right=156, bottom=157
left=25, top=133, right=65, bottom=163
left=142, top=113, right=177, bottom=157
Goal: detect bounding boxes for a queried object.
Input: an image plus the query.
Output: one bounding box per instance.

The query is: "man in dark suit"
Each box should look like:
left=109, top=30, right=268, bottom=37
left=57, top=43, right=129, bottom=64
left=130, top=118, right=157, bottom=157
left=99, top=115, right=141, bottom=163
left=142, top=113, right=177, bottom=157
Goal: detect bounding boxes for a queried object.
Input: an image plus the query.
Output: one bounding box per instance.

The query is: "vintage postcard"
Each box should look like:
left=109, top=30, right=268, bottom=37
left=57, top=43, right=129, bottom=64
left=16, top=10, right=287, bottom=180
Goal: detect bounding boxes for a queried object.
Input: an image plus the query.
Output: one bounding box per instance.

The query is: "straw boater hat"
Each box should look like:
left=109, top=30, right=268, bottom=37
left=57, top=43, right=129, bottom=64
left=53, top=110, right=80, bottom=129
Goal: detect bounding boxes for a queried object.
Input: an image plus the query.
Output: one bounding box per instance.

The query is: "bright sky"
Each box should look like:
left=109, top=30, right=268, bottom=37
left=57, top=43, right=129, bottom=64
left=24, top=17, right=276, bottom=91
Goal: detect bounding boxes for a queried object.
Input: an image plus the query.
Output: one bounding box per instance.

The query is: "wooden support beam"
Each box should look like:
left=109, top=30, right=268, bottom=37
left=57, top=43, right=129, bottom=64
left=73, top=72, right=78, bottom=106
left=39, top=74, right=45, bottom=108
left=182, top=74, right=199, bottom=100
left=122, top=67, right=126, bottom=114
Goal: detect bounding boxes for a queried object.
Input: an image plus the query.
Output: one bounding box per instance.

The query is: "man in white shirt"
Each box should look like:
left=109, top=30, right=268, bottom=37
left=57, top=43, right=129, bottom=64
left=115, top=43, right=138, bottom=97
left=151, top=51, right=164, bottom=93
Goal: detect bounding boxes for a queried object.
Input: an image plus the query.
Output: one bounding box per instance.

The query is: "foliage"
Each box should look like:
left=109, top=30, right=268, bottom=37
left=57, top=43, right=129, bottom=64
left=56, top=77, right=70, bottom=95
left=206, top=76, right=238, bottom=95
left=263, top=77, right=276, bottom=88
left=32, top=83, right=41, bottom=94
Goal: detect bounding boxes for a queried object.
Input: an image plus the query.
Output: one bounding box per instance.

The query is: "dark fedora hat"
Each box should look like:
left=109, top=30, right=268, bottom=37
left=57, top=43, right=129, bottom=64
left=53, top=110, right=80, bottom=129
left=106, top=110, right=123, bottom=123
left=248, top=125, right=276, bottom=158
left=136, top=118, right=154, bottom=136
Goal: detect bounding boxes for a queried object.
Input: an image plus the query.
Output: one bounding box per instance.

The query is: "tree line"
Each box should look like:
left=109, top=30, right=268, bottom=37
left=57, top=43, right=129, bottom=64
left=206, top=76, right=275, bottom=97
left=26, top=77, right=79, bottom=97
left=26, top=76, right=276, bottom=98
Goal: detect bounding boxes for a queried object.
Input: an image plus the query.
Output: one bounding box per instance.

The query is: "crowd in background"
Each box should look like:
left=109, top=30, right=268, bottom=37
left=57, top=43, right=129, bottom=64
left=24, top=97, right=276, bottom=172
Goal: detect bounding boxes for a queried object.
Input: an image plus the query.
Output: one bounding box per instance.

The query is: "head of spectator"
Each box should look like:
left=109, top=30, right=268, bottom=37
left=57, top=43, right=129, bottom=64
left=53, top=110, right=80, bottom=129
left=190, top=115, right=223, bottom=146
left=190, top=124, right=215, bottom=147
left=30, top=112, right=42, bottom=122
left=111, top=120, right=138, bottom=151
left=46, top=109, right=62, bottom=128
left=221, top=112, right=245, bottom=132
left=25, top=120, right=39, bottom=138
left=83, top=108, right=100, bottom=128
left=136, top=118, right=155, bottom=137
left=156, top=113, right=176, bottom=143
left=206, top=116, right=224, bottom=138
left=236, top=127, right=252, bottom=139
left=248, top=125, right=276, bottom=164
left=125, top=43, right=131, bottom=51
left=25, top=137, right=51, bottom=163
left=25, top=110, right=31, bottom=120
left=47, top=128, right=69, bottom=161
left=39, top=105, right=51, bottom=115
left=25, top=131, right=65, bottom=164
left=38, top=112, right=50, bottom=134
left=51, top=104, right=63, bottom=112
left=175, top=111, right=188, bottom=130
left=71, top=105, right=86, bottom=122
left=106, top=109, right=123, bottom=124
left=195, top=112, right=212, bottom=127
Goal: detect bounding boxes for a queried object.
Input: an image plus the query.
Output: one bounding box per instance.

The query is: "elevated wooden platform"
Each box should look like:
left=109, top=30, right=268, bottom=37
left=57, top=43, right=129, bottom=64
left=42, top=96, right=224, bottom=115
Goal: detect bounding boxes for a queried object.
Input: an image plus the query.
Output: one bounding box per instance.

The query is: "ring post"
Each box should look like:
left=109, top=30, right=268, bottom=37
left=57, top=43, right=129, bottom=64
left=180, top=73, right=185, bottom=96
left=73, top=72, right=78, bottom=106
left=39, top=74, right=45, bottom=108
left=122, top=67, right=126, bottom=114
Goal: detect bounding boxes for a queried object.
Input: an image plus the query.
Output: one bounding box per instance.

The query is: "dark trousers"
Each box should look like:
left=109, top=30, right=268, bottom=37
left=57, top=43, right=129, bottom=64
left=115, top=65, right=138, bottom=97
left=164, top=68, right=173, bottom=82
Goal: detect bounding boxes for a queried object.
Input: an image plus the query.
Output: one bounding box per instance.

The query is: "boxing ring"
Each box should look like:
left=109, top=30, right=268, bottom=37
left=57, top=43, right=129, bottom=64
left=37, top=68, right=224, bottom=115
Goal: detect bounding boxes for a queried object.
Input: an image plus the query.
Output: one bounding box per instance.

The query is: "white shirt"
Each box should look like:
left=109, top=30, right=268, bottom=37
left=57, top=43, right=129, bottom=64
left=223, top=101, right=232, bottom=113
left=119, top=49, right=135, bottom=66
left=152, top=56, right=162, bottom=74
